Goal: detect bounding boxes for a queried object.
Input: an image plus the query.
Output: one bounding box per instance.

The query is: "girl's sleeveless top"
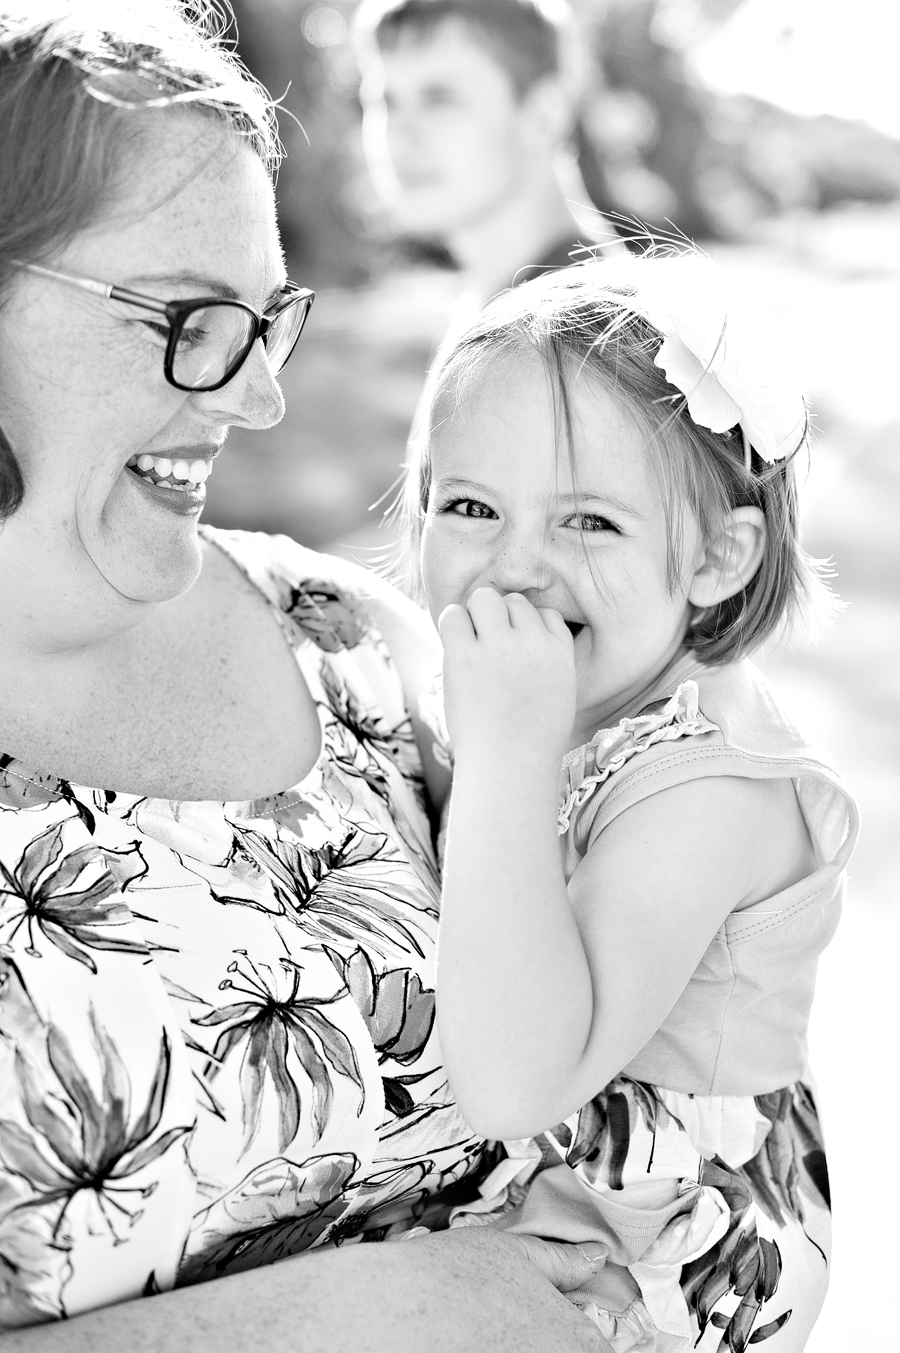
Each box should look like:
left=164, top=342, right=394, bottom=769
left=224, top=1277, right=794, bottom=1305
left=456, top=652, right=859, bottom=1353
left=0, top=529, right=483, bottom=1330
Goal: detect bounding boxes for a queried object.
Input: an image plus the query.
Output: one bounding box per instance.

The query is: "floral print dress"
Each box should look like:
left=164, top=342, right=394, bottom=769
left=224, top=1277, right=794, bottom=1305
left=0, top=529, right=483, bottom=1329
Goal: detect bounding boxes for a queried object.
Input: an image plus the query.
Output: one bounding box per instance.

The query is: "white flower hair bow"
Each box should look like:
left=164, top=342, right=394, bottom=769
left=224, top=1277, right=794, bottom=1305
left=605, top=254, right=807, bottom=465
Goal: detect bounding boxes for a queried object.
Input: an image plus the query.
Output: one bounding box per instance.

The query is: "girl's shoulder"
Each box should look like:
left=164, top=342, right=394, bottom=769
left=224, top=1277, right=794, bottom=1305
left=559, top=657, right=858, bottom=869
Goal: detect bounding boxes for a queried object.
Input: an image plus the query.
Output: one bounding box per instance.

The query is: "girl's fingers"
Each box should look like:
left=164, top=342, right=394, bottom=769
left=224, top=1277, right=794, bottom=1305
left=536, top=607, right=571, bottom=641
left=438, top=602, right=476, bottom=646
left=465, top=586, right=509, bottom=635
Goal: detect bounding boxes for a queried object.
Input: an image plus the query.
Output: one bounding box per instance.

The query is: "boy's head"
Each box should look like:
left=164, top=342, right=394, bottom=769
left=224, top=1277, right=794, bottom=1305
left=354, top=0, right=575, bottom=238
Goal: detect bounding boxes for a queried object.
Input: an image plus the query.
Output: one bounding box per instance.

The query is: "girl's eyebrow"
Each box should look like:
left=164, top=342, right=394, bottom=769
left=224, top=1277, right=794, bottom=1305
left=431, top=475, right=490, bottom=495
left=556, top=491, right=644, bottom=519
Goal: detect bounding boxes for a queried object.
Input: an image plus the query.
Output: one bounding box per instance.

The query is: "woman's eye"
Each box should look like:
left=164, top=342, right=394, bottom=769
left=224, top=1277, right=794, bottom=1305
left=442, top=498, right=497, bottom=520
left=562, top=512, right=620, bottom=534
left=139, top=320, right=170, bottom=343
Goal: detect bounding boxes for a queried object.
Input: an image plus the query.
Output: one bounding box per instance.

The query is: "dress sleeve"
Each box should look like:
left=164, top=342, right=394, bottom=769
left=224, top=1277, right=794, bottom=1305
left=0, top=782, right=197, bottom=1327
left=557, top=682, right=720, bottom=839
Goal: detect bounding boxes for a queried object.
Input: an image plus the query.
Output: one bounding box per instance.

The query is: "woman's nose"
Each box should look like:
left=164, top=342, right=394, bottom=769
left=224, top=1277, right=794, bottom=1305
left=203, top=340, right=285, bottom=430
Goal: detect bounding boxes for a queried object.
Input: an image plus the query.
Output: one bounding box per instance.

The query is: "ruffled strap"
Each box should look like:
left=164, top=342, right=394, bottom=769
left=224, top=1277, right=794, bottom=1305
left=558, top=681, right=719, bottom=835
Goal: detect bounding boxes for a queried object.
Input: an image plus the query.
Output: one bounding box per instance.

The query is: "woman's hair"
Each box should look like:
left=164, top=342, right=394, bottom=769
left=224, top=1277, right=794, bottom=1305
left=401, top=255, right=832, bottom=665
left=0, top=0, right=280, bottom=517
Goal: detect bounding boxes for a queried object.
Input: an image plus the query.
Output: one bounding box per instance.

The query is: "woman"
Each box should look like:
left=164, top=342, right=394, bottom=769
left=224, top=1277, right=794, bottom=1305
left=0, top=3, right=608, bottom=1347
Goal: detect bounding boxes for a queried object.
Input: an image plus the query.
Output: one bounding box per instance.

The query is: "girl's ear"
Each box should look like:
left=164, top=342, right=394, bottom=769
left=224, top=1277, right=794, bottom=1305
left=688, top=507, right=767, bottom=608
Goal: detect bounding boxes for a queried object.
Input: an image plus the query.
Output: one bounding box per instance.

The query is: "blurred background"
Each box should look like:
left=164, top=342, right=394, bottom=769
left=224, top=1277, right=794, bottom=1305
left=207, top=1, right=899, bottom=1345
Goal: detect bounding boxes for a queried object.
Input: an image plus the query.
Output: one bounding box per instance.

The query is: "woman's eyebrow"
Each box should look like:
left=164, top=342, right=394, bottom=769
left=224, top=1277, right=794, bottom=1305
left=129, top=272, right=287, bottom=307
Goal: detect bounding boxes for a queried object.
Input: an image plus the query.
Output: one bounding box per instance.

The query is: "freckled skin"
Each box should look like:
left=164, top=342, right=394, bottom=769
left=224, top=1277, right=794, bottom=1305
left=420, top=355, right=707, bottom=745
left=0, top=114, right=286, bottom=648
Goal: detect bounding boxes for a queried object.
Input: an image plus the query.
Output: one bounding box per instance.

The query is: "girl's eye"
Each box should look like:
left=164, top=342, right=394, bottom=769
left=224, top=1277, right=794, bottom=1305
left=561, top=512, right=620, bottom=534
left=442, top=498, right=497, bottom=520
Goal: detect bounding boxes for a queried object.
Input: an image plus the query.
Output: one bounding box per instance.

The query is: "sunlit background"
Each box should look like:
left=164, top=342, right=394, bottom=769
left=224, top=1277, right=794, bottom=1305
left=206, top=3, right=900, bottom=1346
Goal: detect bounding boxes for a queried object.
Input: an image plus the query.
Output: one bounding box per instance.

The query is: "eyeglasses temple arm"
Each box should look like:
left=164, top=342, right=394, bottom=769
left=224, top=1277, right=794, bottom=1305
left=20, top=263, right=169, bottom=315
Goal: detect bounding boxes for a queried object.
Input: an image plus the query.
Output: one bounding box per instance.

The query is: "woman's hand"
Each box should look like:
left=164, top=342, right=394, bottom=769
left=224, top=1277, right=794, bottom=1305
left=0, top=1224, right=612, bottom=1353
left=439, top=587, right=576, bottom=768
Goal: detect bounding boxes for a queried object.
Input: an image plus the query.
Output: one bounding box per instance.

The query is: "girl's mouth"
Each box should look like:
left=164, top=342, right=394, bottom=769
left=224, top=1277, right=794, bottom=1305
left=564, top=621, right=586, bottom=638
left=126, top=453, right=211, bottom=493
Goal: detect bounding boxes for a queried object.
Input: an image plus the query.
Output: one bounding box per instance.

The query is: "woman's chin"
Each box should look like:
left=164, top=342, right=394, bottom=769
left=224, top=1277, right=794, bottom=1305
left=89, top=473, right=206, bottom=604
left=86, top=528, right=203, bottom=607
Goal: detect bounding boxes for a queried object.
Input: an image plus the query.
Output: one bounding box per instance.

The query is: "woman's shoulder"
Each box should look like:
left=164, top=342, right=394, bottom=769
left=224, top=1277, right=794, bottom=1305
left=202, top=526, right=439, bottom=665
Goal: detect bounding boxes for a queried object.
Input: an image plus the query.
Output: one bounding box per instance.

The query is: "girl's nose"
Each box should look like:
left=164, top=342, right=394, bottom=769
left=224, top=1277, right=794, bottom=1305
left=485, top=529, right=550, bottom=596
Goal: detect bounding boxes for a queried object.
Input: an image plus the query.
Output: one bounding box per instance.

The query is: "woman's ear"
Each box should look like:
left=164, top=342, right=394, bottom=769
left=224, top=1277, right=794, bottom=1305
left=688, top=507, right=767, bottom=608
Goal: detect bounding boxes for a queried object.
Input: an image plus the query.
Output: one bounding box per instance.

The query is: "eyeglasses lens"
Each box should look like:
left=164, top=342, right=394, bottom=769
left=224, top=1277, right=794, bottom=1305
left=172, top=304, right=256, bottom=390
left=263, top=294, right=312, bottom=375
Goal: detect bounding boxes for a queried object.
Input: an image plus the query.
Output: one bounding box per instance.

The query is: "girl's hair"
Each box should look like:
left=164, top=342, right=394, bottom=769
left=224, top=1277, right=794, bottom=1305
left=402, top=255, right=832, bottom=665
left=0, top=0, right=281, bottom=518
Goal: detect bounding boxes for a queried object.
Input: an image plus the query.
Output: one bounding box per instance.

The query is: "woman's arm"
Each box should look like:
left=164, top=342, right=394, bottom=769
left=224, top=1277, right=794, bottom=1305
left=1, top=1230, right=611, bottom=1352
left=436, top=590, right=768, bottom=1138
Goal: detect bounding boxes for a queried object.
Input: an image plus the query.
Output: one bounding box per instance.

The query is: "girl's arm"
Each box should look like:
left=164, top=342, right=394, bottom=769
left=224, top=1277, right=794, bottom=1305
left=436, top=589, right=785, bottom=1139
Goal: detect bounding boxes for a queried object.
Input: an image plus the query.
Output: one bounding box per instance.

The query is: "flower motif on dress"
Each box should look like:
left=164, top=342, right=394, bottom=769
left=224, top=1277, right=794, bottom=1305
left=235, top=824, right=434, bottom=958
left=0, top=1013, right=191, bottom=1247
left=554, top=1076, right=686, bottom=1191
left=326, top=947, right=436, bottom=1119
left=276, top=579, right=372, bottom=653
left=681, top=1159, right=789, bottom=1351
left=0, top=820, right=148, bottom=972
left=193, top=951, right=364, bottom=1152
left=740, top=1083, right=830, bottom=1226
left=177, top=1151, right=359, bottom=1285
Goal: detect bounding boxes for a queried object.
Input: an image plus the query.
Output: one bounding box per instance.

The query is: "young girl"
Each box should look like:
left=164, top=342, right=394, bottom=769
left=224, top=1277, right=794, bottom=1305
left=407, top=253, right=859, bottom=1351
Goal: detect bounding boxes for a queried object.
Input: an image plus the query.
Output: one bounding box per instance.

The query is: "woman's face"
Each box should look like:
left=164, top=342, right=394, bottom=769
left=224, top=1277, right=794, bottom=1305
left=0, top=114, right=286, bottom=632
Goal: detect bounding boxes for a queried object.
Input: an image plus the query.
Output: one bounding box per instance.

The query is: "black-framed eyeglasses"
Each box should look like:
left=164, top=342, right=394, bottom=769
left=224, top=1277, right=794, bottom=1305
left=19, top=262, right=315, bottom=392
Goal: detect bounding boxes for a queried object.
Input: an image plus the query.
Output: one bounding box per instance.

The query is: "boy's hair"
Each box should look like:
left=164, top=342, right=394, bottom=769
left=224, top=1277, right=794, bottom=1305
left=401, top=257, right=832, bottom=665
left=0, top=0, right=280, bottom=519
left=353, top=0, right=571, bottom=99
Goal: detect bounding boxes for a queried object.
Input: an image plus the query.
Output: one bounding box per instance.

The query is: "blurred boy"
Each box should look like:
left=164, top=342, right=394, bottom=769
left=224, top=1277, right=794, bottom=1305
left=354, top=0, right=621, bottom=339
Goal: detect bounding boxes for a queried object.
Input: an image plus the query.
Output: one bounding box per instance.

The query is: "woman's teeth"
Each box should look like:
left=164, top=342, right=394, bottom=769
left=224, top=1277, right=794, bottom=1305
left=127, top=453, right=211, bottom=491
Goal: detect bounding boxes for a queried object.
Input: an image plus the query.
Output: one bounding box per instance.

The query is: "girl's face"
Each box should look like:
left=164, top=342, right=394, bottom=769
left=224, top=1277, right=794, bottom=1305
left=0, top=114, right=286, bottom=643
left=421, top=355, right=707, bottom=736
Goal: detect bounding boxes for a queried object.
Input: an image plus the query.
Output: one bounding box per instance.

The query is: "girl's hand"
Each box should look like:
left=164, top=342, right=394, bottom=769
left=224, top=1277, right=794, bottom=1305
left=438, top=587, right=576, bottom=765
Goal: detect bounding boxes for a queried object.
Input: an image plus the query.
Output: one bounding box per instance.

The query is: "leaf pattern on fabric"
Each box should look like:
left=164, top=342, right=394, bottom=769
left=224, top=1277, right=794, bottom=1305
left=560, top=1076, right=685, bottom=1190
left=0, top=1181, right=70, bottom=1328
left=193, top=951, right=363, bottom=1152
left=0, top=760, right=64, bottom=814
left=0, top=1013, right=192, bottom=1245
left=235, top=824, right=434, bottom=958
left=177, top=1152, right=358, bottom=1284
left=0, top=821, right=147, bottom=971
left=276, top=579, right=372, bottom=653
left=681, top=1159, right=788, bottom=1352
left=740, top=1084, right=830, bottom=1225
left=326, top=947, right=436, bottom=1119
